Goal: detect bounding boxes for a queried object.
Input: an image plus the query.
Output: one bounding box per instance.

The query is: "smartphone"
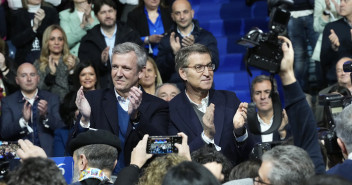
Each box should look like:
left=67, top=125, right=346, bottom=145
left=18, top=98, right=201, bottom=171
left=146, top=136, right=182, bottom=154
left=0, top=141, right=19, bottom=159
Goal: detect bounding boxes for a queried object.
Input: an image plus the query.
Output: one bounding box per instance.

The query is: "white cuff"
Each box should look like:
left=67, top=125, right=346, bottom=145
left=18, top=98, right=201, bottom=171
left=80, top=120, right=90, bottom=128
left=201, top=131, right=221, bottom=151
left=19, top=118, right=33, bottom=133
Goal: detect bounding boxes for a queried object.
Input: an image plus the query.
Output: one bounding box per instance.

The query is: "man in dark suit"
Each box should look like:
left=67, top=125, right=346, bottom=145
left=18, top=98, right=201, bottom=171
left=168, top=44, right=254, bottom=165
left=75, top=42, right=169, bottom=172
left=156, top=0, right=219, bottom=88
left=78, top=0, right=143, bottom=89
left=0, top=63, right=64, bottom=157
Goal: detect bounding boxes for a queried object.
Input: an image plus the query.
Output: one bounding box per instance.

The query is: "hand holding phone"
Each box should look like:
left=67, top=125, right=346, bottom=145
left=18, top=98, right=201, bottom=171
left=146, top=136, right=182, bottom=154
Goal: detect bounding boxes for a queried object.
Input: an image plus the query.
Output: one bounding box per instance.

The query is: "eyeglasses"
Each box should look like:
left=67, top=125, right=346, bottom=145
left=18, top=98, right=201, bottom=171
left=183, top=63, right=215, bottom=73
left=253, top=177, right=272, bottom=185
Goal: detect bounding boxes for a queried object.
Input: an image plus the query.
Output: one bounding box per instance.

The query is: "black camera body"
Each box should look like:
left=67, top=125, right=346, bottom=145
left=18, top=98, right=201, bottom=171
left=238, top=1, right=292, bottom=74
left=146, top=136, right=182, bottom=154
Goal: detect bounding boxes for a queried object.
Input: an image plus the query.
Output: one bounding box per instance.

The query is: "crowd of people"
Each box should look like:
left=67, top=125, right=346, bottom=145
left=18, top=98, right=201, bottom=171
left=0, top=0, right=352, bottom=184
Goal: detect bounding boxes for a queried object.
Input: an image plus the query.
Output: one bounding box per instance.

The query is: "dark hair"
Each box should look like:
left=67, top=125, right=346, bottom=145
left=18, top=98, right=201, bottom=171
left=7, top=157, right=67, bottom=185
left=73, top=60, right=99, bottom=91
left=228, top=159, right=261, bottom=180
left=60, top=91, right=77, bottom=127
left=251, top=75, right=278, bottom=98
left=191, top=146, right=232, bottom=182
left=93, top=0, right=117, bottom=15
left=162, top=161, right=221, bottom=185
left=328, top=85, right=351, bottom=97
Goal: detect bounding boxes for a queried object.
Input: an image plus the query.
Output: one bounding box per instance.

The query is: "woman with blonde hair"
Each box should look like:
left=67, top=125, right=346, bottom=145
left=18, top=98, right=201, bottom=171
left=138, top=153, right=188, bottom=185
left=34, top=24, right=79, bottom=101
left=139, top=56, right=162, bottom=95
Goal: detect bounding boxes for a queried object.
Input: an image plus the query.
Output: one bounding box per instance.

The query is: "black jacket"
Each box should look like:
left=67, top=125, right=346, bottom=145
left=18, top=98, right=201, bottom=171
left=127, top=6, right=173, bottom=37
left=156, top=20, right=219, bottom=84
left=10, top=6, right=59, bottom=65
left=78, top=22, right=143, bottom=89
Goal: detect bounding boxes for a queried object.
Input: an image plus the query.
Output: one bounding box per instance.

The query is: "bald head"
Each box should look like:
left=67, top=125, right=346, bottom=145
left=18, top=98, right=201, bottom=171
left=171, top=0, right=194, bottom=30
left=16, top=63, right=40, bottom=95
left=336, top=57, right=352, bottom=87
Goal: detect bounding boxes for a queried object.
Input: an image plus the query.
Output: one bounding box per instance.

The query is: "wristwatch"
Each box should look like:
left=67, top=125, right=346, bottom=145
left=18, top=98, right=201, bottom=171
left=323, top=10, right=331, bottom=16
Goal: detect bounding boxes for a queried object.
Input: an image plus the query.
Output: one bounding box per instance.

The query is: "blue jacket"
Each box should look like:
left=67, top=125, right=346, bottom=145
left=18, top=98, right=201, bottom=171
left=327, top=159, right=352, bottom=181
left=0, top=90, right=64, bottom=156
left=168, top=89, right=254, bottom=165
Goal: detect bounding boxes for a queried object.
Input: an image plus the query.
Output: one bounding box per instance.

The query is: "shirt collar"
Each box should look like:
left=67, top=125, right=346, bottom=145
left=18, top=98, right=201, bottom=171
left=257, top=114, right=273, bottom=127
left=21, top=89, right=39, bottom=104
left=100, top=24, right=117, bottom=38
left=177, top=22, right=195, bottom=37
left=348, top=152, right=352, bottom=160
left=185, top=90, right=209, bottom=113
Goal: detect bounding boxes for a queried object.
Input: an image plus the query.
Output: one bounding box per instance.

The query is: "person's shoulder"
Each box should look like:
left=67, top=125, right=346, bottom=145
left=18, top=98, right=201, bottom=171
left=128, top=6, right=144, bottom=16
left=42, top=4, right=58, bottom=13
left=2, top=91, right=21, bottom=102
left=59, top=8, right=71, bottom=17
left=143, top=92, right=168, bottom=105
left=38, top=89, right=60, bottom=100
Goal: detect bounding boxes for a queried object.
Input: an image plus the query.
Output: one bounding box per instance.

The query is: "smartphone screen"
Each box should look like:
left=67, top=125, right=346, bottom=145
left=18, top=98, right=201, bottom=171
left=146, top=136, right=181, bottom=154
left=0, top=141, right=19, bottom=160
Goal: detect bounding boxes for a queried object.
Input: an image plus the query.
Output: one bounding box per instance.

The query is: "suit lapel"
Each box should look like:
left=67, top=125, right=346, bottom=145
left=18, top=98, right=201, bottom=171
left=176, top=92, right=203, bottom=136
left=209, top=90, right=225, bottom=145
left=103, top=89, right=119, bottom=135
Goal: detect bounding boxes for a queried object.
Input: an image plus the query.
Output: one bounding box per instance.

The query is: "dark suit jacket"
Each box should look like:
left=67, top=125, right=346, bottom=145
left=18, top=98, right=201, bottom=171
left=78, top=22, right=143, bottom=89
left=168, top=89, right=254, bottom=165
left=127, top=6, right=173, bottom=37
left=74, top=88, right=169, bottom=165
left=0, top=90, right=64, bottom=156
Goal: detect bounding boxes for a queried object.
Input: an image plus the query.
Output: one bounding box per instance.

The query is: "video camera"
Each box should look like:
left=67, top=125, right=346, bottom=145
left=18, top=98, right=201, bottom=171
left=237, top=0, right=293, bottom=74
left=318, top=94, right=352, bottom=155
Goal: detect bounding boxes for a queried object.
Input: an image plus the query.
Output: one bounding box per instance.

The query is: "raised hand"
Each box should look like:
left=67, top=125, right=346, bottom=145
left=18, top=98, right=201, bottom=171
left=130, top=134, right=153, bottom=168
left=149, top=34, right=164, bottom=44
left=17, top=139, right=47, bottom=160
left=329, top=29, right=340, bottom=51
left=22, top=101, right=32, bottom=122
left=67, top=55, right=76, bottom=71
left=233, top=102, right=248, bottom=133
left=174, top=132, right=191, bottom=161
left=181, top=34, right=195, bottom=47
left=170, top=32, right=181, bottom=55
left=75, top=86, right=91, bottom=122
left=37, top=99, right=48, bottom=118
left=202, top=103, right=216, bottom=139
left=48, top=55, right=57, bottom=75
left=101, top=46, right=110, bottom=64
left=33, top=8, right=45, bottom=32
left=128, top=86, right=142, bottom=117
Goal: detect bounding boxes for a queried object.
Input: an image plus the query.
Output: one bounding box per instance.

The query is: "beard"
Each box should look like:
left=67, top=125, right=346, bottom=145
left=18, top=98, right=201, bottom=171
left=71, top=165, right=80, bottom=183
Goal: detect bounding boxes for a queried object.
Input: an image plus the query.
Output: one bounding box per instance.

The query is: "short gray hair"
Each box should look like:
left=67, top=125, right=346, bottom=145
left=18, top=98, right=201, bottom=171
left=74, top=144, right=118, bottom=172
left=251, top=75, right=278, bottom=98
left=335, top=104, right=352, bottom=152
left=112, top=42, right=147, bottom=71
left=262, top=145, right=315, bottom=185
left=175, top=44, right=212, bottom=72
left=155, top=83, right=180, bottom=96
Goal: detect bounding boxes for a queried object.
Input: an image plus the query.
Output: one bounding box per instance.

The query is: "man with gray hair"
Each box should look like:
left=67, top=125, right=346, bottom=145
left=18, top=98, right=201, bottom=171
left=256, top=145, right=315, bottom=185
left=75, top=42, right=169, bottom=173
left=326, top=104, right=352, bottom=181
left=155, top=83, right=181, bottom=102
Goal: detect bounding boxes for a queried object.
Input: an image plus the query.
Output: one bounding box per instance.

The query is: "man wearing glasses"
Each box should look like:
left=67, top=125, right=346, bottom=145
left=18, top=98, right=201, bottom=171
left=168, top=44, right=254, bottom=166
